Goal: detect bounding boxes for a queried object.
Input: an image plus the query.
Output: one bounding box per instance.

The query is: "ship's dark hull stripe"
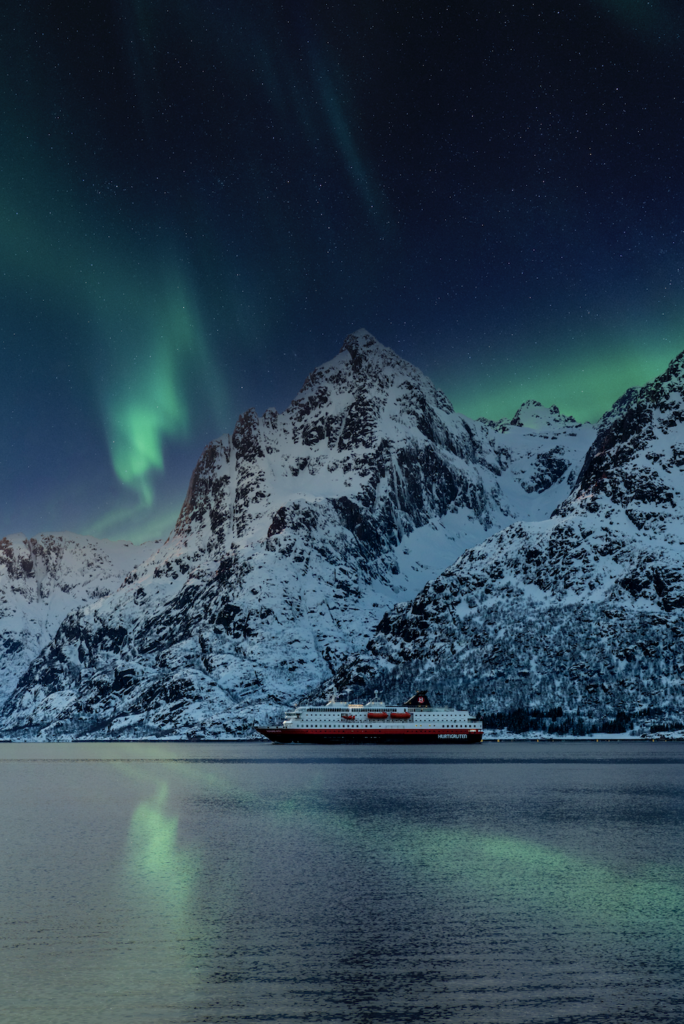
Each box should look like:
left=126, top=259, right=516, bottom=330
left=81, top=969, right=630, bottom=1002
left=256, top=728, right=484, bottom=744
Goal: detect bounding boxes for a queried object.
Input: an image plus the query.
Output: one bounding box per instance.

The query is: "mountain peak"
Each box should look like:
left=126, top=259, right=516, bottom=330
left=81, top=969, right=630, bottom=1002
left=659, top=348, right=684, bottom=385
left=510, top=401, right=577, bottom=430
left=293, top=329, right=446, bottom=417
left=555, top=347, right=684, bottom=525
left=482, top=401, right=578, bottom=434
left=339, top=328, right=397, bottom=370
left=341, top=328, right=381, bottom=353
left=597, top=348, right=684, bottom=434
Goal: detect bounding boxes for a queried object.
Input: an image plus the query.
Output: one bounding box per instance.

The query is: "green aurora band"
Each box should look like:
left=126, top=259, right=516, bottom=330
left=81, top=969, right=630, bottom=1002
left=0, top=165, right=225, bottom=511
left=102, top=275, right=214, bottom=507
left=441, top=326, right=684, bottom=425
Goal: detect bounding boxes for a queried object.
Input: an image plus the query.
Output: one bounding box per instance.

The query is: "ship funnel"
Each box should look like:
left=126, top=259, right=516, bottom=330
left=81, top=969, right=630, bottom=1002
left=404, top=690, right=431, bottom=708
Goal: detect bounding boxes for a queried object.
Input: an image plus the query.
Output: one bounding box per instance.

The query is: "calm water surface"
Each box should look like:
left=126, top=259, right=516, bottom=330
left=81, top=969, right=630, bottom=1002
left=0, top=742, right=682, bottom=1024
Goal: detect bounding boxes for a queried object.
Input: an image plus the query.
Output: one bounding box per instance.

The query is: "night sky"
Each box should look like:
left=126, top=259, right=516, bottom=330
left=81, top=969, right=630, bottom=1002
left=3, top=1, right=684, bottom=542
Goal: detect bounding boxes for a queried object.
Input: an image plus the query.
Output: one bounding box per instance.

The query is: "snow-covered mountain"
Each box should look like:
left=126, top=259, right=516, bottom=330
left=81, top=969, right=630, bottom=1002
left=0, top=330, right=594, bottom=738
left=331, top=351, right=684, bottom=732
left=0, top=532, right=158, bottom=703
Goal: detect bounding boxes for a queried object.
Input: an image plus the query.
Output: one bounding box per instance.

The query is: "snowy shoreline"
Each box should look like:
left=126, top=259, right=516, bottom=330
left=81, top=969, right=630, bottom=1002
left=1, top=733, right=683, bottom=742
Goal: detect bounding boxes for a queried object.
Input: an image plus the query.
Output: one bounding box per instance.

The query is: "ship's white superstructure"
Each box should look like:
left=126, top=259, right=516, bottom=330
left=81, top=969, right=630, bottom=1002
left=256, top=690, right=483, bottom=744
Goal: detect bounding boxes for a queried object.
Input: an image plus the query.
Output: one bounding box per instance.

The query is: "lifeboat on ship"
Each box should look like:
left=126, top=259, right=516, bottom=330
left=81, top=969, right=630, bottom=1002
left=390, top=711, right=411, bottom=720
left=367, top=711, right=388, bottom=720
left=341, top=714, right=356, bottom=721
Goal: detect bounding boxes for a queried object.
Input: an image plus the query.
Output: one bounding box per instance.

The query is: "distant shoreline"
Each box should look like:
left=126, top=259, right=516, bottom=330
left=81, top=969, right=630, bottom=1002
left=1, top=735, right=683, bottom=743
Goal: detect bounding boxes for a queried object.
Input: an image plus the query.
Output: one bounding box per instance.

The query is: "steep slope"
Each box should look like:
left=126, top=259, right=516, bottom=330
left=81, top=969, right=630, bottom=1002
left=480, top=399, right=594, bottom=521
left=332, top=351, right=684, bottom=730
left=0, top=330, right=593, bottom=739
left=0, top=532, right=157, bottom=702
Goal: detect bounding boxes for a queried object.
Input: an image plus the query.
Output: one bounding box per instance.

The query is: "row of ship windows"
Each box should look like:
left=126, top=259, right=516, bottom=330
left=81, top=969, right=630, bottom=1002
left=297, top=711, right=469, bottom=717
left=298, top=709, right=465, bottom=714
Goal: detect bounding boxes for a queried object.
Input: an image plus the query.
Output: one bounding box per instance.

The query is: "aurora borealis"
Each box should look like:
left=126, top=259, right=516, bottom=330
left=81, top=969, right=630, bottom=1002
left=2, top=1, right=684, bottom=541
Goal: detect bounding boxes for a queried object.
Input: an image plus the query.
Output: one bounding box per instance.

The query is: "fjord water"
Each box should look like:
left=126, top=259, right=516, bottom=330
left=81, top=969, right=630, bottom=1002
left=1, top=744, right=682, bottom=1024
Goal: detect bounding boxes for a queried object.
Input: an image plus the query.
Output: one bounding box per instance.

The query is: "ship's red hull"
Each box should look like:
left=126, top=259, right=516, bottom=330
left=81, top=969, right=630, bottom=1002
left=256, top=727, right=483, bottom=744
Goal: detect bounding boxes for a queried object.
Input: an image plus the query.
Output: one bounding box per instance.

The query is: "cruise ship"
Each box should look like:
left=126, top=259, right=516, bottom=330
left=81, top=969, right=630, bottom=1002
left=256, top=689, right=483, bottom=743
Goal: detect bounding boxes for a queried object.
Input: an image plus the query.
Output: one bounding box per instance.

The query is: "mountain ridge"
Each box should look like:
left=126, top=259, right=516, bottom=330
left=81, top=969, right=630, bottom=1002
left=0, top=329, right=598, bottom=739
left=0, top=532, right=158, bottom=701
left=328, top=348, right=684, bottom=734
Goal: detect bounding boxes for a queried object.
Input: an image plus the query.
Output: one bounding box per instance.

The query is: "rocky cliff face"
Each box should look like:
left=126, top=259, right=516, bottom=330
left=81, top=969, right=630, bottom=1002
left=331, top=351, right=684, bottom=730
left=0, top=533, right=157, bottom=703
left=0, top=330, right=594, bottom=738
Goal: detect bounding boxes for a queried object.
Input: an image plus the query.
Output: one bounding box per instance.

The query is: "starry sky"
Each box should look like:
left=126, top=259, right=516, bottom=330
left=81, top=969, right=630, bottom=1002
left=2, top=0, right=684, bottom=542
